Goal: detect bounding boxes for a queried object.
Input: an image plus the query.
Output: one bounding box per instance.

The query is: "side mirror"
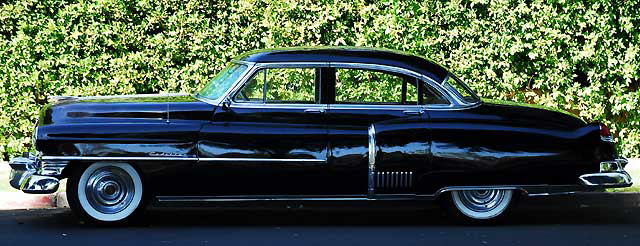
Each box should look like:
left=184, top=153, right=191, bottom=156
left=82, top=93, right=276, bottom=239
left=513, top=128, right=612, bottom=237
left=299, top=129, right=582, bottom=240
left=221, top=101, right=230, bottom=111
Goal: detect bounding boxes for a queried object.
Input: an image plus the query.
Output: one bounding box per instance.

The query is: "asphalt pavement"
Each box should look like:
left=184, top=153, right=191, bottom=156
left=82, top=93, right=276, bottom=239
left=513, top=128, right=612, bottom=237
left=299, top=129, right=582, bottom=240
left=1, top=193, right=640, bottom=246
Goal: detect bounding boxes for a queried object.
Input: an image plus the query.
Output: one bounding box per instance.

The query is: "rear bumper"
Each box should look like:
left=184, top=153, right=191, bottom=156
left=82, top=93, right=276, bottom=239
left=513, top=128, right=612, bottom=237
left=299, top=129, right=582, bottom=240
left=578, top=158, right=632, bottom=188
left=8, top=154, right=60, bottom=194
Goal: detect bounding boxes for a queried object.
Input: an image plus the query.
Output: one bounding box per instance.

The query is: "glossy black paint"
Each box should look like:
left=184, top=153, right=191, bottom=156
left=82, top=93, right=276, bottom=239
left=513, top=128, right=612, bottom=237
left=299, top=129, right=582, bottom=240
left=421, top=102, right=611, bottom=194
left=31, top=48, right=620, bottom=199
left=197, top=104, right=329, bottom=195
left=37, top=95, right=213, bottom=196
left=326, top=106, right=429, bottom=194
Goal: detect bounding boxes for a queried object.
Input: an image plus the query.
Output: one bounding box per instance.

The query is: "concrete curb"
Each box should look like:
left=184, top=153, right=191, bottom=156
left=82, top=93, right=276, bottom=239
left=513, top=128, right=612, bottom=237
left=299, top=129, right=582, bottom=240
left=0, top=192, right=57, bottom=209
left=0, top=192, right=68, bottom=210
left=56, top=192, right=69, bottom=208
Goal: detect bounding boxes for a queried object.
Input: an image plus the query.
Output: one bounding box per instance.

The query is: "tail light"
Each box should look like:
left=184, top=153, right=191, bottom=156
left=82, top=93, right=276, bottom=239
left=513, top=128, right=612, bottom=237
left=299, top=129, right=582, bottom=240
left=599, top=123, right=614, bottom=142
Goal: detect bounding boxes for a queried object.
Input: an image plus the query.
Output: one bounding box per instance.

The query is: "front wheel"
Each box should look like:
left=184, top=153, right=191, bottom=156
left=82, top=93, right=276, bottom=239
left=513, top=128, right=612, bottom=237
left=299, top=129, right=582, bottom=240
left=445, top=189, right=517, bottom=224
left=67, top=162, right=145, bottom=224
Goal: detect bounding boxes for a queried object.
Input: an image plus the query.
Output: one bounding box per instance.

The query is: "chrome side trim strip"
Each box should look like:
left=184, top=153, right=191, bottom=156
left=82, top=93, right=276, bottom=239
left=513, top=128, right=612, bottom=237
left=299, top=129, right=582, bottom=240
left=156, top=184, right=614, bottom=203
left=49, top=93, right=189, bottom=103
left=526, top=191, right=579, bottom=197
left=42, top=156, right=199, bottom=161
left=368, top=125, right=377, bottom=198
left=414, top=186, right=525, bottom=199
left=41, top=156, right=325, bottom=162
left=199, top=158, right=326, bottom=162
left=157, top=195, right=367, bottom=202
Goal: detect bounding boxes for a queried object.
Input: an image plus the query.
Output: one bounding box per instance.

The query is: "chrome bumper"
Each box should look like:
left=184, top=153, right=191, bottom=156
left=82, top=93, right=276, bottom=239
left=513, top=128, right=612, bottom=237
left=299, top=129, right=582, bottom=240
left=579, top=158, right=633, bottom=188
left=8, top=154, right=60, bottom=194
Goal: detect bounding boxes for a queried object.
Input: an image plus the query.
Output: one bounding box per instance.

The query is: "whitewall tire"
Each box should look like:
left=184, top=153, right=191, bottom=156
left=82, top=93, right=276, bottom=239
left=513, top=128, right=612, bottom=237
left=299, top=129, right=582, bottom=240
left=68, top=162, right=144, bottom=223
left=448, top=189, right=515, bottom=222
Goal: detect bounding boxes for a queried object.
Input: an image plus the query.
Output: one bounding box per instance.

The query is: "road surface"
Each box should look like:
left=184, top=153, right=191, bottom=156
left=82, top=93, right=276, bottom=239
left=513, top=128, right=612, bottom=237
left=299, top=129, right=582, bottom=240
left=1, top=193, right=639, bottom=246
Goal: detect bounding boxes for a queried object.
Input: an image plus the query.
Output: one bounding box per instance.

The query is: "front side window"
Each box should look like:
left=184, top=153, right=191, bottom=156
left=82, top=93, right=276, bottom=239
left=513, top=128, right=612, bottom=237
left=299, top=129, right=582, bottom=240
left=234, top=67, right=317, bottom=104
left=198, top=63, right=248, bottom=100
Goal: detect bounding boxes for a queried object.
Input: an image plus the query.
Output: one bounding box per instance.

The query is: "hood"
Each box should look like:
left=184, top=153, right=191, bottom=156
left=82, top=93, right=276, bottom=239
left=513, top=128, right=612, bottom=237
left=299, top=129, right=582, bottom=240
left=476, top=98, right=587, bottom=129
left=40, top=94, right=216, bottom=125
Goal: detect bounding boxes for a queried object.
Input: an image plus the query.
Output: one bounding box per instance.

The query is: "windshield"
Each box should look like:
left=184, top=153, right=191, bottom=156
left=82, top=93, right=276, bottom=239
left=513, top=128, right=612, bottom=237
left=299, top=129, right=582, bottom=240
left=442, top=74, right=480, bottom=104
left=198, top=63, right=248, bottom=100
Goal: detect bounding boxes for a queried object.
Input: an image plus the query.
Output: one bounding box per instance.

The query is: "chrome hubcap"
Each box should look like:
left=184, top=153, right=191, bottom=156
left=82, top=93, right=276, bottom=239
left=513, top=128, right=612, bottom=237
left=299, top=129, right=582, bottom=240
left=85, top=166, right=135, bottom=214
left=458, top=189, right=508, bottom=213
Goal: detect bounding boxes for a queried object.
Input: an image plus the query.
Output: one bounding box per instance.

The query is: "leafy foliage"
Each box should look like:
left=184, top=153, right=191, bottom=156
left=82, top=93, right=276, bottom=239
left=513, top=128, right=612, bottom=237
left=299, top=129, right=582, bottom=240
left=1, top=0, right=639, bottom=159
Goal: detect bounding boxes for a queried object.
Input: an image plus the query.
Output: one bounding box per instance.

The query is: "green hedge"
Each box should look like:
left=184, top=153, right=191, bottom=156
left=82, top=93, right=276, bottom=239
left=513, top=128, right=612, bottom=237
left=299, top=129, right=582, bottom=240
left=1, top=0, right=639, bottom=160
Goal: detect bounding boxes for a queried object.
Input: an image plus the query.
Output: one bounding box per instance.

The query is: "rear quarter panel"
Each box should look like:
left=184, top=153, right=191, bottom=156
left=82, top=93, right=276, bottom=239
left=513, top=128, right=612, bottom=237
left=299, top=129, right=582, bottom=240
left=419, top=102, right=615, bottom=194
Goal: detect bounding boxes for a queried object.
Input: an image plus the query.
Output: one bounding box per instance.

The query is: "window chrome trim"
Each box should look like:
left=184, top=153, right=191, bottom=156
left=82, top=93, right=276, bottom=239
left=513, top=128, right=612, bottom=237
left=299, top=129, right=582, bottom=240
left=328, top=104, right=423, bottom=111
left=229, top=103, right=328, bottom=109
left=228, top=63, right=326, bottom=105
left=219, top=61, right=478, bottom=110
left=440, top=74, right=482, bottom=107
left=235, top=60, right=255, bottom=66
left=329, top=62, right=456, bottom=108
left=194, top=61, right=257, bottom=107
left=254, top=62, right=331, bottom=68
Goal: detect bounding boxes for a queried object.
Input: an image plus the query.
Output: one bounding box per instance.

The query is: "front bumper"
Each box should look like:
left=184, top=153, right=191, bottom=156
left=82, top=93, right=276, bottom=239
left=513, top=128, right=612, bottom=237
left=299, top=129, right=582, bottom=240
left=579, top=158, right=633, bottom=188
left=8, top=154, right=60, bottom=194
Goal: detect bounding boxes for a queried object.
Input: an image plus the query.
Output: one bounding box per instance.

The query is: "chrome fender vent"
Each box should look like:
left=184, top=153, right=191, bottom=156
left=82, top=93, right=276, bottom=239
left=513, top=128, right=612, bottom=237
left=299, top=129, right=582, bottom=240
left=375, top=171, right=413, bottom=189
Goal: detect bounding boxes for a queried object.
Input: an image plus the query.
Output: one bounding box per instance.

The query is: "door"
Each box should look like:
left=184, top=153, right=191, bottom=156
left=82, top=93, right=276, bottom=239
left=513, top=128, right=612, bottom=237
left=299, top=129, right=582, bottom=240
left=197, top=65, right=330, bottom=196
left=325, top=65, right=448, bottom=196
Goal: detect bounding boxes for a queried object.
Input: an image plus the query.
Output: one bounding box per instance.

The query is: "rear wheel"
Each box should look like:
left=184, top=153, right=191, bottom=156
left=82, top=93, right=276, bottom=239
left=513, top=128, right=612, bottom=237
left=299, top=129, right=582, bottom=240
left=67, top=162, right=145, bottom=224
left=444, top=189, right=516, bottom=224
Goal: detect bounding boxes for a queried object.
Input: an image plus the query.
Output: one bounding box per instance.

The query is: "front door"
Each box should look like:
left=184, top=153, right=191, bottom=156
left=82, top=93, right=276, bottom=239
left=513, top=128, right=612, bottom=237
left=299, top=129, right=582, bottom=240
left=197, top=65, right=329, bottom=196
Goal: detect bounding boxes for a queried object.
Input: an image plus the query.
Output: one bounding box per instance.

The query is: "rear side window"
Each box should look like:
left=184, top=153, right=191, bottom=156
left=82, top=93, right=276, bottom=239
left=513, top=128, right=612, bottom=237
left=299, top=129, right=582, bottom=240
left=443, top=75, right=480, bottom=104
left=335, top=68, right=418, bottom=105
left=334, top=68, right=448, bottom=105
left=234, top=67, right=317, bottom=104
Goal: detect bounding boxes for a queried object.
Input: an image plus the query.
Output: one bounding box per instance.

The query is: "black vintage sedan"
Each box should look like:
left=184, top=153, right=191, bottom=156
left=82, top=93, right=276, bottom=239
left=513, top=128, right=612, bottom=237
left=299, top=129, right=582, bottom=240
left=8, top=47, right=632, bottom=223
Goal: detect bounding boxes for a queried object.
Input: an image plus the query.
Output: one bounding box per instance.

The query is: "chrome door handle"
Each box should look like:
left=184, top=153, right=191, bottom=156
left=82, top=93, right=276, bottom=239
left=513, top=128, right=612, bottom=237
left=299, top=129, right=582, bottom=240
left=402, top=110, right=423, bottom=115
left=304, top=109, right=325, bottom=114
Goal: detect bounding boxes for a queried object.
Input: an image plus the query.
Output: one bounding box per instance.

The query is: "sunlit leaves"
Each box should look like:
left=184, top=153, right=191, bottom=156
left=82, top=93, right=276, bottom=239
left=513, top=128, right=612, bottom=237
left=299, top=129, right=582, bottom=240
left=0, top=0, right=639, bottom=158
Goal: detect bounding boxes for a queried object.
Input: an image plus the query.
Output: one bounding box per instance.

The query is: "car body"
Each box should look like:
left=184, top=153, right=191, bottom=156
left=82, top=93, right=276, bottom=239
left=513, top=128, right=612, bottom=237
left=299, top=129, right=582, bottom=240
left=8, top=47, right=632, bottom=223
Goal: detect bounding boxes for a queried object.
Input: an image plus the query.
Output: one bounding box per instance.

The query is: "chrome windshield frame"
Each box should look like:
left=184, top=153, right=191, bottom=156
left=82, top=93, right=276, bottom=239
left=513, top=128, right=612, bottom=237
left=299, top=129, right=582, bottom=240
left=195, top=61, right=257, bottom=106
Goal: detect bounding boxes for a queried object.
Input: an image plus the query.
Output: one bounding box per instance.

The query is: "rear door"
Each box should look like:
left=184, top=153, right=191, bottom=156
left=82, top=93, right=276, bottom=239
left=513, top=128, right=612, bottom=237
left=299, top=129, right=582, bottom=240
left=325, top=65, right=441, bottom=196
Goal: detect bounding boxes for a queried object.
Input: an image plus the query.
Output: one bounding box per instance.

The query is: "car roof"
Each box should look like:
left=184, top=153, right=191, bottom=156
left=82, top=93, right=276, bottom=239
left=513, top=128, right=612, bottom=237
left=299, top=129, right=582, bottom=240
left=235, top=46, right=449, bottom=83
